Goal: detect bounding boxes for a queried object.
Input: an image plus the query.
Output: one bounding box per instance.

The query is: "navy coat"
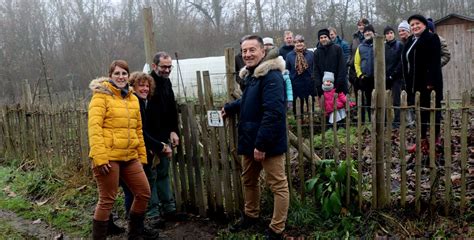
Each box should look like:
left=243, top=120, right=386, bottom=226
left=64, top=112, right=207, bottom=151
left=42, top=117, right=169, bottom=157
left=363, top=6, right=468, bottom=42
left=224, top=54, right=287, bottom=156
left=286, top=49, right=315, bottom=98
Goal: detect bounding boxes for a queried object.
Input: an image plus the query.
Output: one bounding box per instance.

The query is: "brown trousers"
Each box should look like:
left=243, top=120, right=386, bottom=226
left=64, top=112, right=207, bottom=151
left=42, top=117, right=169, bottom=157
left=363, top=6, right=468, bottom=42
left=93, top=159, right=151, bottom=221
left=242, top=154, right=289, bottom=234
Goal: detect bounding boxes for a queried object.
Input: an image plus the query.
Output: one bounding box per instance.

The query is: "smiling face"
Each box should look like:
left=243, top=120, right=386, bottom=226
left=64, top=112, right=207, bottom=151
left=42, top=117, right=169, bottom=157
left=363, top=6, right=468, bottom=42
left=152, top=57, right=173, bottom=78
left=133, top=80, right=150, bottom=99
left=329, top=30, right=337, bottom=41
left=410, top=19, right=426, bottom=37
left=364, top=31, right=374, bottom=40
left=398, top=29, right=410, bottom=40
left=319, top=35, right=330, bottom=46
left=110, top=66, right=129, bottom=89
left=294, top=40, right=306, bottom=51
left=357, top=23, right=365, bottom=32
left=241, top=39, right=265, bottom=68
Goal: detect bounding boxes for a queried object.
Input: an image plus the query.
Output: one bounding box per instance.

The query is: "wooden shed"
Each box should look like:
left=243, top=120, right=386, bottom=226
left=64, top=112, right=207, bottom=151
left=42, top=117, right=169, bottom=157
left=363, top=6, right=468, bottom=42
left=435, top=13, right=474, bottom=100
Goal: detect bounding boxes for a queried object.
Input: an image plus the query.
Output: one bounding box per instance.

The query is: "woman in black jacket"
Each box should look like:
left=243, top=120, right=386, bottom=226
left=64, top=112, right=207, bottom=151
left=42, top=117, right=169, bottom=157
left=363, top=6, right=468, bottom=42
left=402, top=14, right=443, bottom=153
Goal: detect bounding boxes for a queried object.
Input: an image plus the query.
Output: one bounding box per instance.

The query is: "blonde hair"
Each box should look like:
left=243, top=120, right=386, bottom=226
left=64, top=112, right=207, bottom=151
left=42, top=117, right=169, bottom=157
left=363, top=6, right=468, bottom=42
left=129, top=71, right=155, bottom=99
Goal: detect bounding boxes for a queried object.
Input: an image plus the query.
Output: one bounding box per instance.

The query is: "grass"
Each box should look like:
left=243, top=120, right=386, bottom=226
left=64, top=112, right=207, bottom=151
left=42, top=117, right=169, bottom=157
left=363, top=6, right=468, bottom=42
left=0, top=219, right=30, bottom=239
left=313, top=126, right=358, bottom=149
left=0, top=164, right=100, bottom=237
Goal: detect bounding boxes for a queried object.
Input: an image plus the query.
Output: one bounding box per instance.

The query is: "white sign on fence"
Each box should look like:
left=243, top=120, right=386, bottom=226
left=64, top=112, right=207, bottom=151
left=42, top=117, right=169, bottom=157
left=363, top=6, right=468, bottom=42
left=207, top=110, right=224, bottom=127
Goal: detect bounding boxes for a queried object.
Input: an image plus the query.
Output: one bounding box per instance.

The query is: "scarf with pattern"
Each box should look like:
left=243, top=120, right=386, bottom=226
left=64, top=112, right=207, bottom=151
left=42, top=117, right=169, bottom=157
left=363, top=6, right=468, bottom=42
left=295, top=48, right=308, bottom=75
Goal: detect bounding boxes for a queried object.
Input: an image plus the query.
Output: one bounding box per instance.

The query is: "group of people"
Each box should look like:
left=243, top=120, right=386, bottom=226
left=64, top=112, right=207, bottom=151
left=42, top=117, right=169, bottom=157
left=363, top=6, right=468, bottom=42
left=227, top=14, right=447, bottom=239
left=88, top=52, right=187, bottom=240
left=87, top=13, right=448, bottom=240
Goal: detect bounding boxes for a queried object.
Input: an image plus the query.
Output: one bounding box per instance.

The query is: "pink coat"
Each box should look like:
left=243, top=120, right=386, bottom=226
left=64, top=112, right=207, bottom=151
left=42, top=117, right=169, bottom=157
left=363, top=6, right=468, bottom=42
left=322, top=89, right=347, bottom=115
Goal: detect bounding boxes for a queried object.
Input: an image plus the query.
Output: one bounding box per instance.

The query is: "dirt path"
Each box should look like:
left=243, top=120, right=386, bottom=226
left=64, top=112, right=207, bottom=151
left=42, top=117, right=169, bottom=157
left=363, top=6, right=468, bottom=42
left=0, top=209, right=66, bottom=239
left=0, top=209, right=221, bottom=239
left=110, top=216, right=222, bottom=239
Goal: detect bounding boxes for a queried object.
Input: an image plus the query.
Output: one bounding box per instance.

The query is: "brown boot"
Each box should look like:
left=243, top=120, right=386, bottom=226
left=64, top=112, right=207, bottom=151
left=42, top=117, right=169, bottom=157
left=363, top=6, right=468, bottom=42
left=128, top=212, right=159, bottom=240
left=107, top=214, right=125, bottom=236
left=92, top=219, right=108, bottom=240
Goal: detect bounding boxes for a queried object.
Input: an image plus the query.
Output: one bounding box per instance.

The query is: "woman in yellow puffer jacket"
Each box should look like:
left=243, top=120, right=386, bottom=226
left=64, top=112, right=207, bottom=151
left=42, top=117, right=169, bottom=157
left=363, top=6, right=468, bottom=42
left=88, top=60, right=151, bottom=240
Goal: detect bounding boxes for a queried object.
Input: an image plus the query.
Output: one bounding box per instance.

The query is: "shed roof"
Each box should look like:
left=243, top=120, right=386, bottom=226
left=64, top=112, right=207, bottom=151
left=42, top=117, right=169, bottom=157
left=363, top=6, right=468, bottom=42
left=435, top=13, right=474, bottom=25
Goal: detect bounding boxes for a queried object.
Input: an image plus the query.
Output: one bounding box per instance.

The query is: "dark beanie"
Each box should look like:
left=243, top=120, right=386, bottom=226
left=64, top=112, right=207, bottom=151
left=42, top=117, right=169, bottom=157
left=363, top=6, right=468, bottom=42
left=383, top=26, right=395, bottom=35
left=408, top=14, right=428, bottom=26
left=318, top=29, right=330, bottom=38
left=363, top=24, right=375, bottom=33
left=427, top=19, right=435, bottom=32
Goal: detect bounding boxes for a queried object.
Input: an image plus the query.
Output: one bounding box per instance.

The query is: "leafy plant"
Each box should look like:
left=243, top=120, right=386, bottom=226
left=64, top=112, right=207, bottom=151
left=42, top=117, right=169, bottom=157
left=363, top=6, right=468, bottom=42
left=286, top=194, right=319, bottom=227
left=306, top=159, right=358, bottom=219
left=313, top=127, right=358, bottom=149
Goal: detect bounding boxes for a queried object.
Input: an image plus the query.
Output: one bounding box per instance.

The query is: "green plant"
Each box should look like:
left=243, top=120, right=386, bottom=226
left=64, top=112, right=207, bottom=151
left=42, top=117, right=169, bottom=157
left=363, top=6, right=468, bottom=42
left=313, top=127, right=357, bottom=149
left=287, top=194, right=320, bottom=227
left=305, top=159, right=358, bottom=219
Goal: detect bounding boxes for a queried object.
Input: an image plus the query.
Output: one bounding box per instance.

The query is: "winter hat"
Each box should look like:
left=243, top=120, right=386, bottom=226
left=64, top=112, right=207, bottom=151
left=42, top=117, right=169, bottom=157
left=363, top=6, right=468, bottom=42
left=358, top=18, right=370, bottom=26
left=363, top=24, right=375, bottom=33
left=263, top=37, right=274, bottom=46
left=294, top=34, right=305, bottom=42
left=398, top=20, right=411, bottom=33
left=322, top=71, right=335, bottom=92
left=318, top=29, right=330, bottom=39
left=408, top=14, right=428, bottom=27
left=383, top=26, right=395, bottom=35
left=427, top=19, right=435, bottom=32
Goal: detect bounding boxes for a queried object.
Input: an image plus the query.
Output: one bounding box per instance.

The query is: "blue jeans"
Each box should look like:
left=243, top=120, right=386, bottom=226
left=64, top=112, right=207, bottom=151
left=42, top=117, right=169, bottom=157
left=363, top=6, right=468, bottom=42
left=144, top=153, right=176, bottom=217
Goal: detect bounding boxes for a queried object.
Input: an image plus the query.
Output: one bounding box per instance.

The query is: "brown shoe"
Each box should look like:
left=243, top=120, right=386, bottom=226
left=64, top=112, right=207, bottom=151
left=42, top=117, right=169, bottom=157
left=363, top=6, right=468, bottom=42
left=92, top=219, right=108, bottom=240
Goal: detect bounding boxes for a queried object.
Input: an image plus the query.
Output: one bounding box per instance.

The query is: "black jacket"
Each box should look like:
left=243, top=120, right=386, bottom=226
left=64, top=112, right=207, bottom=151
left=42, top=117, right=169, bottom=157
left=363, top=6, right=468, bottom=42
left=384, top=39, right=403, bottom=88
left=224, top=54, right=287, bottom=156
left=402, top=28, right=443, bottom=100
left=136, top=94, right=165, bottom=153
left=279, top=44, right=294, bottom=60
left=146, top=71, right=180, bottom=143
left=313, top=42, right=348, bottom=96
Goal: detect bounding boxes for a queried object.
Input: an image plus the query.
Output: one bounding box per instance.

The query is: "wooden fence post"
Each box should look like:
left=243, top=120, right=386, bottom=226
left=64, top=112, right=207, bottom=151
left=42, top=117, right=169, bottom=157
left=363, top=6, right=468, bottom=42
left=295, top=98, right=305, bottom=200
left=332, top=93, right=339, bottom=164
left=203, top=71, right=224, bottom=214
left=385, top=90, right=393, bottom=202
left=142, top=7, right=156, bottom=68
left=374, top=35, right=386, bottom=208
left=345, top=99, right=351, bottom=207
left=357, top=90, right=363, bottom=211
left=399, top=91, right=408, bottom=208
left=429, top=91, right=437, bottom=207
left=196, top=71, right=215, bottom=215
left=224, top=48, right=244, bottom=213
left=460, top=91, right=469, bottom=214
left=444, top=91, right=452, bottom=216
left=371, top=90, right=377, bottom=208
left=415, top=92, right=421, bottom=214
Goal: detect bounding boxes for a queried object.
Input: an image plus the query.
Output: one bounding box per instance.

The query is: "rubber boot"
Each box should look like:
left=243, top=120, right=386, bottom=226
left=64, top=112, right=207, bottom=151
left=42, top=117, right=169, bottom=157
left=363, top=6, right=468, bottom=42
left=107, top=214, right=125, bottom=236
left=128, top=212, right=145, bottom=240
left=92, top=219, right=109, bottom=240
left=128, top=212, right=159, bottom=240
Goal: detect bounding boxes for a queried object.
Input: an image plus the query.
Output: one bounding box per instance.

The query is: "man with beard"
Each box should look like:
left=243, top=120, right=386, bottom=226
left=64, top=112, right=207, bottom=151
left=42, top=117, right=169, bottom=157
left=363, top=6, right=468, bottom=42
left=313, top=28, right=348, bottom=97
left=146, top=52, right=188, bottom=226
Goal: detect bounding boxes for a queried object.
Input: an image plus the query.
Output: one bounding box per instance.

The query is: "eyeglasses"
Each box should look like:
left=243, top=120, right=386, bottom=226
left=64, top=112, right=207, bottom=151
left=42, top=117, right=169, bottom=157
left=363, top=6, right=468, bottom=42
left=158, top=65, right=173, bottom=70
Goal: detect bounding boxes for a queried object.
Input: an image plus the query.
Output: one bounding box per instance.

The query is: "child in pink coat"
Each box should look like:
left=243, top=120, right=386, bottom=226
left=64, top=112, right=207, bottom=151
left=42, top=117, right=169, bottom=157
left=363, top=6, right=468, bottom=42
left=321, top=72, right=354, bottom=123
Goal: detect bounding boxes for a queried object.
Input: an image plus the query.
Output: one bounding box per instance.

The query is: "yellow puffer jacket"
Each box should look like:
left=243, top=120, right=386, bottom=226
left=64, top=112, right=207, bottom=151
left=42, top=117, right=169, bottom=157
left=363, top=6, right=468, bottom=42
left=88, top=77, right=147, bottom=167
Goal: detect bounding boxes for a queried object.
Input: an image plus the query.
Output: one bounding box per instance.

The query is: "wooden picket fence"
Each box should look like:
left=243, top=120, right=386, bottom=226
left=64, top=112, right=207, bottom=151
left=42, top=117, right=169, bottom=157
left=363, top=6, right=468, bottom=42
left=0, top=78, right=472, bottom=219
